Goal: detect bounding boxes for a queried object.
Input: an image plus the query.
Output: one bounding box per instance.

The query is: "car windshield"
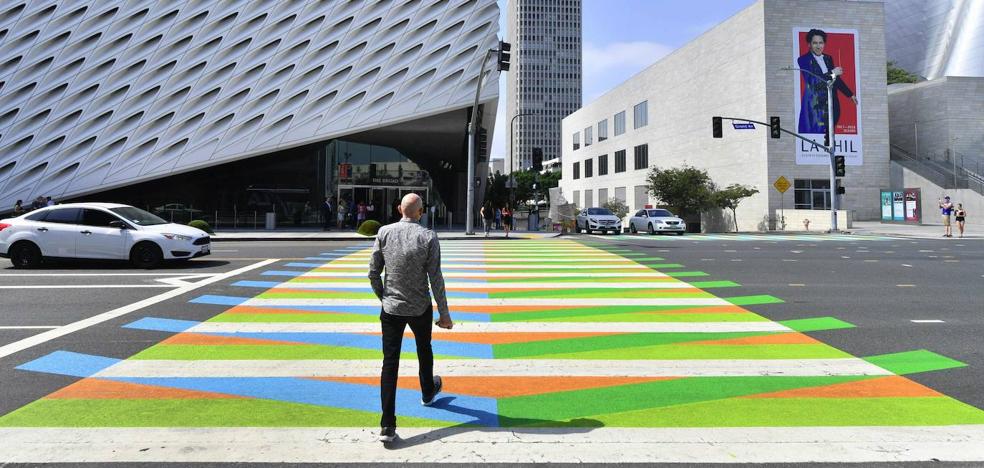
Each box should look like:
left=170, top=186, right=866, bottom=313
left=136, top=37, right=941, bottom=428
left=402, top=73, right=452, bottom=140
left=109, top=206, right=168, bottom=226
left=587, top=208, right=613, bottom=215
left=647, top=209, right=673, bottom=217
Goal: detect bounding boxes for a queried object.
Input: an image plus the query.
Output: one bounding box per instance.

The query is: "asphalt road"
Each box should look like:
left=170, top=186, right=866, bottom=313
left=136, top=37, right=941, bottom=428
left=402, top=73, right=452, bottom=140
left=585, top=233, right=984, bottom=410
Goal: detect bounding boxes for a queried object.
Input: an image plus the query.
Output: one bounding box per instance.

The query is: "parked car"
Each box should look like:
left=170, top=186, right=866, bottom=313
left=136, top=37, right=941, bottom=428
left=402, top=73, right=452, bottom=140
left=628, top=208, right=686, bottom=235
left=575, top=207, right=622, bottom=234
left=0, top=203, right=210, bottom=269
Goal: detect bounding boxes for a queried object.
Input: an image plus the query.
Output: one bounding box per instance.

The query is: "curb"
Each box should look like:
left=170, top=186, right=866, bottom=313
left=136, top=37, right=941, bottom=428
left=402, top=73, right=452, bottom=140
left=210, top=232, right=564, bottom=242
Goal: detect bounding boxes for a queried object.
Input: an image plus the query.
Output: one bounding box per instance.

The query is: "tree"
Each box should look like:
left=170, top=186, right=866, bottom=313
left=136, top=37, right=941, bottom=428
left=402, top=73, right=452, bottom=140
left=602, top=198, right=629, bottom=220
left=712, top=184, right=759, bottom=232
left=887, top=61, right=919, bottom=85
left=505, top=169, right=561, bottom=207
left=646, top=165, right=716, bottom=220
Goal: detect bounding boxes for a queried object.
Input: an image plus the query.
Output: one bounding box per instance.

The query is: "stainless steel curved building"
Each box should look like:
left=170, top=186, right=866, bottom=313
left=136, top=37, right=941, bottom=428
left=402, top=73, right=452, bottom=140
left=0, top=1, right=499, bottom=221
left=884, top=0, right=984, bottom=79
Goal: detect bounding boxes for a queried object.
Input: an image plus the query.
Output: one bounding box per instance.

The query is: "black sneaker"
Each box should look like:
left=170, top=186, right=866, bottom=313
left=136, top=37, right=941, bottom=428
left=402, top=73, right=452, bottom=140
left=379, top=426, right=396, bottom=443
left=421, top=375, right=443, bottom=406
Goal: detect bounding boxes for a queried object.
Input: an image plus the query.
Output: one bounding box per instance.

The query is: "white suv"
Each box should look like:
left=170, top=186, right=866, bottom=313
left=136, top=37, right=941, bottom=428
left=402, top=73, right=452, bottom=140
left=0, top=203, right=210, bottom=269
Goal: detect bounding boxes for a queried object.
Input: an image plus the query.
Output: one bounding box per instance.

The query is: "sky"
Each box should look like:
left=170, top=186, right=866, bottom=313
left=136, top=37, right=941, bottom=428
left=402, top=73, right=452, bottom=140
left=489, top=0, right=756, bottom=161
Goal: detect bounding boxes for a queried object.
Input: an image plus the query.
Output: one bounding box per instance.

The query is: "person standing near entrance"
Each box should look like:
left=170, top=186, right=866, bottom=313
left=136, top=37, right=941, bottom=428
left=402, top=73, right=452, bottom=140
left=939, top=196, right=954, bottom=237
left=955, top=203, right=967, bottom=238
left=356, top=201, right=367, bottom=228
left=368, top=193, right=453, bottom=443
left=501, top=204, right=513, bottom=238
left=337, top=199, right=349, bottom=230
left=321, top=198, right=333, bottom=231
left=480, top=202, right=495, bottom=237
left=367, top=200, right=376, bottom=222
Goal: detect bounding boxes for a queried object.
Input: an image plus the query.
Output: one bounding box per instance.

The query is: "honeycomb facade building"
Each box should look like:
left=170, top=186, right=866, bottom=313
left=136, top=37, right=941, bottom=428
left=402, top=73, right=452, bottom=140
left=0, top=0, right=499, bottom=224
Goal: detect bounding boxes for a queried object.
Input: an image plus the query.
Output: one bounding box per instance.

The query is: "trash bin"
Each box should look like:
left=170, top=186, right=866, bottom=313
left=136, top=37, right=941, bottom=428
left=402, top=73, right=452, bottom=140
left=265, top=212, right=276, bottom=230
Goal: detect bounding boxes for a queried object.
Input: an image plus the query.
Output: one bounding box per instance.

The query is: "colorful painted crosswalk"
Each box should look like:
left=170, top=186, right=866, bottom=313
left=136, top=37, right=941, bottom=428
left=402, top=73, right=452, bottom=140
left=2, top=240, right=982, bottom=434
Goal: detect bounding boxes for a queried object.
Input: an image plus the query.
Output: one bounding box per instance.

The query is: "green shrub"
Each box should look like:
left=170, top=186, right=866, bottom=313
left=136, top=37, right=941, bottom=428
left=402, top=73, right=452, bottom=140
left=188, top=219, right=214, bottom=234
left=357, top=220, right=381, bottom=236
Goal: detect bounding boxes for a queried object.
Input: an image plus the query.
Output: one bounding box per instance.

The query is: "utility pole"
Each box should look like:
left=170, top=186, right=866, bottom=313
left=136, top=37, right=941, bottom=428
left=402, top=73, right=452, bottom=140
left=465, top=41, right=510, bottom=235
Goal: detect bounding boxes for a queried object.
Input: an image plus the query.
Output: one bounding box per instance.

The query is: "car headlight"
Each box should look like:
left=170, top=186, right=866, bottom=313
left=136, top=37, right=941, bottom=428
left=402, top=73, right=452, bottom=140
left=162, top=233, right=193, bottom=241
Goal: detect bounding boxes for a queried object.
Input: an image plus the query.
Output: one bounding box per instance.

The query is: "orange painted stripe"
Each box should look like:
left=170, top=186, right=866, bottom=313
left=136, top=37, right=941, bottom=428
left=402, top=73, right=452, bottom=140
left=355, top=331, right=624, bottom=345
left=162, top=333, right=293, bottom=346
left=683, top=333, right=820, bottom=346
left=46, top=379, right=245, bottom=400
left=223, top=306, right=339, bottom=316
left=744, top=376, right=943, bottom=399
left=312, top=376, right=676, bottom=398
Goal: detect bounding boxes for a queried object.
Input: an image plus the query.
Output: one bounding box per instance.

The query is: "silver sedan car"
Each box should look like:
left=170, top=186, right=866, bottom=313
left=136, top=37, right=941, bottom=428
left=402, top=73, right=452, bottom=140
left=628, top=208, right=686, bottom=235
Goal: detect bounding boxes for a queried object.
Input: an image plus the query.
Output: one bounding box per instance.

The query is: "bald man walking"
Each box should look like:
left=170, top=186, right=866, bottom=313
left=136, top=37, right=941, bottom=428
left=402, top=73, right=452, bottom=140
left=368, top=193, right=453, bottom=443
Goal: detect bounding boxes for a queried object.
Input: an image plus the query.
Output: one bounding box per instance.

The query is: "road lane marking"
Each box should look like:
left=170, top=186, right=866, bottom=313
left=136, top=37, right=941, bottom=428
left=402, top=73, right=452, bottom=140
left=0, top=273, right=221, bottom=277
left=788, top=284, right=805, bottom=287
left=0, top=285, right=174, bottom=289
left=92, top=358, right=891, bottom=378
left=0, top=326, right=60, bottom=330
left=902, top=264, right=912, bottom=268
left=3, top=426, right=984, bottom=464
left=0, top=259, right=278, bottom=360
left=896, top=284, right=916, bottom=287
left=911, top=320, right=945, bottom=323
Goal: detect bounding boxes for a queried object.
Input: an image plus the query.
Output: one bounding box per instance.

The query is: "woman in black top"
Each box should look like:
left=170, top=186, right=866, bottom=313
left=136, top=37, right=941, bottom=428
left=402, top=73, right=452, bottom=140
left=954, top=203, right=966, bottom=238
left=501, top=205, right=513, bottom=238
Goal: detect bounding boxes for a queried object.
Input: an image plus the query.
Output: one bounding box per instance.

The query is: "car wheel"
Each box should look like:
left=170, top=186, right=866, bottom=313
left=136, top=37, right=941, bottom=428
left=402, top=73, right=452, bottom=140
left=630, top=224, right=637, bottom=234
left=9, top=241, right=43, bottom=269
left=647, top=223, right=655, bottom=235
left=130, top=242, right=163, bottom=269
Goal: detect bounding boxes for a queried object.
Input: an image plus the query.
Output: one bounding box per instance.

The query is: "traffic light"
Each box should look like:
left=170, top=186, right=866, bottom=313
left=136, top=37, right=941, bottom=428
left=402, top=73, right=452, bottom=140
left=836, top=186, right=846, bottom=194
left=497, top=41, right=511, bottom=71
left=770, top=116, right=781, bottom=139
left=823, top=130, right=830, bottom=148
left=477, top=127, right=488, bottom=160
left=834, top=155, right=845, bottom=177
left=712, top=116, right=722, bottom=138
left=532, top=147, right=543, bottom=171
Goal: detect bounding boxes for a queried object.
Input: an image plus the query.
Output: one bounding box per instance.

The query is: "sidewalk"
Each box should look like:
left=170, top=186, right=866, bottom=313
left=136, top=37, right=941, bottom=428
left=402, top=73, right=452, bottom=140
left=846, top=221, right=983, bottom=239
left=210, top=228, right=562, bottom=242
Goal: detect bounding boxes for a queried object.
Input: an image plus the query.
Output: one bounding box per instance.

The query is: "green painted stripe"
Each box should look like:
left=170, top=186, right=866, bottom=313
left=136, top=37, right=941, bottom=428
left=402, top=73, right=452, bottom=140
left=493, top=332, right=775, bottom=359
left=0, top=399, right=454, bottom=428
left=864, top=349, right=968, bottom=375
left=488, top=305, right=737, bottom=322
left=688, top=281, right=741, bottom=289
left=588, top=397, right=984, bottom=427
left=725, top=295, right=785, bottom=306
left=497, top=376, right=869, bottom=423
left=525, top=343, right=851, bottom=360
left=780, top=317, right=856, bottom=332
left=664, top=271, right=710, bottom=278
left=489, top=289, right=715, bottom=299
left=638, top=263, right=685, bottom=269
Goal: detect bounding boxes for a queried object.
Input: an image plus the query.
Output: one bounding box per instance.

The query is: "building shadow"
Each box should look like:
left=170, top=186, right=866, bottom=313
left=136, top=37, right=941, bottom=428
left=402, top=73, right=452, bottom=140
left=384, top=396, right=603, bottom=450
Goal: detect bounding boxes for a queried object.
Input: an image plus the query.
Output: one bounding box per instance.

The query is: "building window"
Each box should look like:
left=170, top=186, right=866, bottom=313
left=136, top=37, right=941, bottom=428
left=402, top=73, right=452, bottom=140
left=584, top=158, right=593, bottom=178
left=573, top=131, right=580, bottom=150
left=598, top=154, right=608, bottom=176
left=598, top=119, right=608, bottom=141
left=614, top=149, right=626, bottom=173
left=598, top=188, right=608, bottom=205
left=572, top=161, right=580, bottom=180
left=614, top=111, right=625, bottom=136
left=634, top=185, right=648, bottom=211
left=794, top=179, right=831, bottom=210
left=584, top=126, right=592, bottom=146
left=633, top=101, right=648, bottom=129
left=572, top=190, right=580, bottom=207
left=584, top=189, right=593, bottom=208
left=633, top=144, right=648, bottom=170
left=614, top=186, right=626, bottom=203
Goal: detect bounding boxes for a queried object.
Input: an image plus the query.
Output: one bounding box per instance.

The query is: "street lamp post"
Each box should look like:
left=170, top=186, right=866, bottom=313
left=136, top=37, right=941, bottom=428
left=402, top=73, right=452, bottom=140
left=509, top=112, right=535, bottom=205
left=464, top=49, right=496, bottom=235
left=784, top=66, right=842, bottom=232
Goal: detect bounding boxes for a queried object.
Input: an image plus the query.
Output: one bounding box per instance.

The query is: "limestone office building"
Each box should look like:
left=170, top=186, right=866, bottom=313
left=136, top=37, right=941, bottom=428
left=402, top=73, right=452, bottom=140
left=559, top=0, right=889, bottom=232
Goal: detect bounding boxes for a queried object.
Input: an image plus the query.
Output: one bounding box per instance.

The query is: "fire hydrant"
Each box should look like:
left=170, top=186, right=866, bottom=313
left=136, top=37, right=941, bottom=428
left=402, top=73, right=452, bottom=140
left=803, top=218, right=811, bottom=230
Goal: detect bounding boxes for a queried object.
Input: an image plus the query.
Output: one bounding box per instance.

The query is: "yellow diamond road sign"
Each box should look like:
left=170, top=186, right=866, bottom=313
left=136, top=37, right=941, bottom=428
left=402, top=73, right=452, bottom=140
left=774, top=176, right=791, bottom=193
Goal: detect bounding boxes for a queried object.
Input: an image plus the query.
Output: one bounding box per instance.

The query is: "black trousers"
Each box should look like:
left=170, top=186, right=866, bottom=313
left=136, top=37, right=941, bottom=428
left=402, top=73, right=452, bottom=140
left=379, top=307, right=435, bottom=428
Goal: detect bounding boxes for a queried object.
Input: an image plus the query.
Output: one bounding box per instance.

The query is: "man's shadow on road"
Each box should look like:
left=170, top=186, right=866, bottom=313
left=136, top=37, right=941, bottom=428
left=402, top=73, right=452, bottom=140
left=384, top=396, right=603, bottom=450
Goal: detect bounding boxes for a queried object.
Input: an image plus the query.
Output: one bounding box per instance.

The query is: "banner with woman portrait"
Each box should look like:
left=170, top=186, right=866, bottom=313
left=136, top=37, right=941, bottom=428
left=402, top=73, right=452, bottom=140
left=793, top=27, right=862, bottom=166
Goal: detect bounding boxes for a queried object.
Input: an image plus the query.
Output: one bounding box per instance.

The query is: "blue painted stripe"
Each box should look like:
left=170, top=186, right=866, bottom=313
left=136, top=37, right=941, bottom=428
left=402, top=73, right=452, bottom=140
left=190, top=295, right=248, bottom=306
left=202, top=332, right=493, bottom=359
left=123, top=317, right=200, bottom=333
left=16, top=351, right=121, bottom=378
left=285, top=262, right=334, bottom=268
left=261, top=270, right=304, bottom=277
left=233, top=280, right=284, bottom=289
left=113, top=377, right=498, bottom=426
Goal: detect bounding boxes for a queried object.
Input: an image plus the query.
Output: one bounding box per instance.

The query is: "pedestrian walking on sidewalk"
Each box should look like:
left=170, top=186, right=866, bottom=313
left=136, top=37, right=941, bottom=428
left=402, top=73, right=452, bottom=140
left=481, top=202, right=495, bottom=237
left=955, top=203, right=966, bottom=238
left=501, top=205, right=513, bottom=238
left=368, top=193, right=453, bottom=443
left=939, top=196, right=954, bottom=237
left=321, top=198, right=333, bottom=231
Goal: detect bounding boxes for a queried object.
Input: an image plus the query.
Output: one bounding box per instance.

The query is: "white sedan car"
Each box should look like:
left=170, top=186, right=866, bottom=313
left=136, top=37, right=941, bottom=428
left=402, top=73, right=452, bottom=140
left=628, top=208, right=686, bottom=235
left=575, top=207, right=622, bottom=234
left=0, top=203, right=210, bottom=269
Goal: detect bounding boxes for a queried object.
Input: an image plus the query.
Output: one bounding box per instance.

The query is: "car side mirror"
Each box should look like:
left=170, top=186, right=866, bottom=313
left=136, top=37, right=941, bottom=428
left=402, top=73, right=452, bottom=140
left=108, top=220, right=127, bottom=229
